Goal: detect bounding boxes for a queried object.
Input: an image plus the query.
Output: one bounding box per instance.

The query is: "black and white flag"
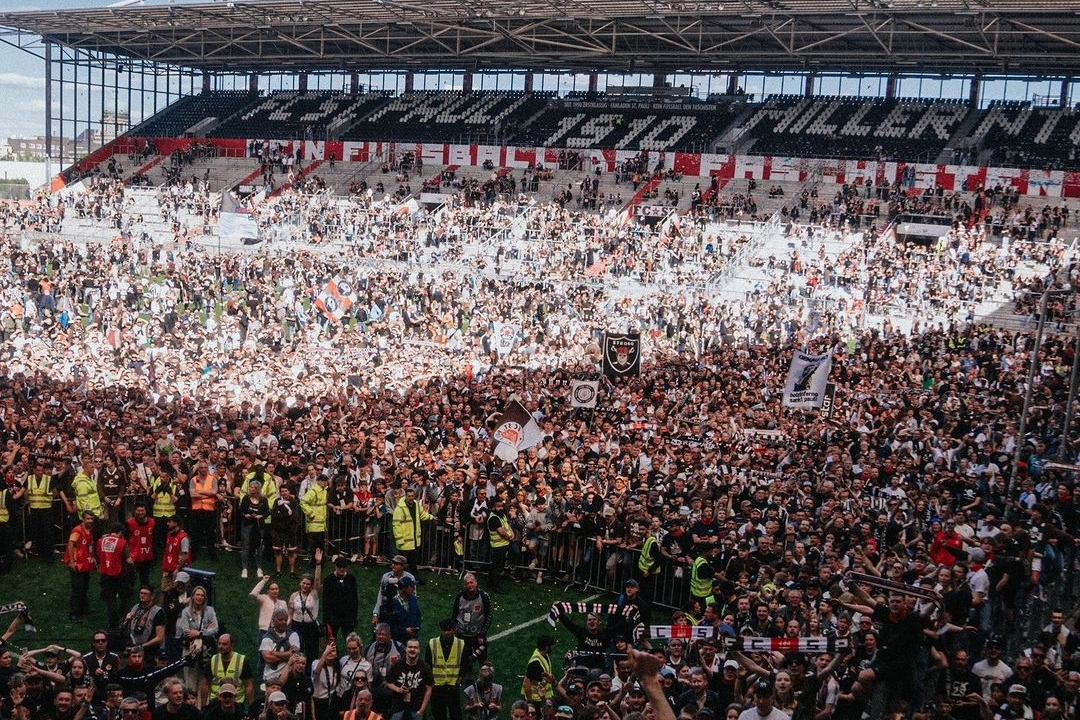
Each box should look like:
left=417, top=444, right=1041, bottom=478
left=491, top=399, right=543, bottom=463
left=492, top=322, right=519, bottom=357
left=219, top=191, right=260, bottom=244
left=782, top=350, right=832, bottom=408
left=569, top=380, right=599, bottom=408
left=602, top=332, right=641, bottom=378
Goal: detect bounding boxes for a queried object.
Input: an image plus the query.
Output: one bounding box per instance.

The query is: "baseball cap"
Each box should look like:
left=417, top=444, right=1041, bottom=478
left=268, top=691, right=289, bottom=704
left=754, top=680, right=774, bottom=695
left=392, top=555, right=407, bottom=565
left=174, top=571, right=190, bottom=584
left=555, top=707, right=574, bottom=719
left=723, top=659, right=739, bottom=670
left=218, top=683, right=237, bottom=696
left=333, top=556, right=349, bottom=568
left=1008, top=685, right=1027, bottom=697
left=625, top=579, right=639, bottom=589
left=399, top=576, right=416, bottom=587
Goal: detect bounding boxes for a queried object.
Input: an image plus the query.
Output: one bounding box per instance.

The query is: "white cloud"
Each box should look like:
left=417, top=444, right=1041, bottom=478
left=0, top=72, right=43, bottom=90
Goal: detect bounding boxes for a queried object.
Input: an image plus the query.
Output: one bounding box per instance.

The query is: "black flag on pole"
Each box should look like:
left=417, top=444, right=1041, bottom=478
left=602, top=332, right=641, bottom=378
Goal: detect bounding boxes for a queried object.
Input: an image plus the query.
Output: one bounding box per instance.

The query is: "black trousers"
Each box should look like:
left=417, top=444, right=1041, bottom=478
left=29, top=508, right=55, bottom=560
left=70, top=569, right=91, bottom=616
left=189, top=509, right=217, bottom=560
left=488, top=545, right=508, bottom=590
left=430, top=685, right=462, bottom=720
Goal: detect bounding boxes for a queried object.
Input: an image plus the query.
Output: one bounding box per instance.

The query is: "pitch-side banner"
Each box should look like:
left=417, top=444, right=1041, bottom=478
left=569, top=380, right=599, bottom=408
left=782, top=351, right=832, bottom=408
left=602, top=332, right=641, bottom=378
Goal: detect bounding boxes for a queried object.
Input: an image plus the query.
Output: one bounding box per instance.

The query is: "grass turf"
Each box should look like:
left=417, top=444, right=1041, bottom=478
left=0, top=554, right=597, bottom=707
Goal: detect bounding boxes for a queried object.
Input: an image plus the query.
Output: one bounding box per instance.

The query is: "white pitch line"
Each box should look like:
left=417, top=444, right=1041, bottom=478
left=488, top=593, right=601, bottom=642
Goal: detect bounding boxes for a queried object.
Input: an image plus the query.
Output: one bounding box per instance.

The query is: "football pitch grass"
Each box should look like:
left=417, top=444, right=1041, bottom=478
left=0, top=555, right=596, bottom=708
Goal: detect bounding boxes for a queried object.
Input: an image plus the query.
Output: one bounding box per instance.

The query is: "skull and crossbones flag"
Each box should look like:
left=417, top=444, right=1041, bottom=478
left=602, top=332, right=641, bottom=379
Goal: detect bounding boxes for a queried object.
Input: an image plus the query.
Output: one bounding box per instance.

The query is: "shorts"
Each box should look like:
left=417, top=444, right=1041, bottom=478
left=272, top=527, right=297, bottom=549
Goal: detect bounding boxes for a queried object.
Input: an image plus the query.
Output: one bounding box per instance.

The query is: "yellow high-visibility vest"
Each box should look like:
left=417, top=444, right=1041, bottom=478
left=428, top=637, right=464, bottom=687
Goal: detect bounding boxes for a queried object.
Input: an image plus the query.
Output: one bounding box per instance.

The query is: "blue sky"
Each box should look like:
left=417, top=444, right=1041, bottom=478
left=0, top=0, right=155, bottom=141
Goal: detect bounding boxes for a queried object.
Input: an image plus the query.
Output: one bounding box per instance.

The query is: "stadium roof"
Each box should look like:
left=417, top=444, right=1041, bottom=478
left=2, top=0, right=1080, bottom=77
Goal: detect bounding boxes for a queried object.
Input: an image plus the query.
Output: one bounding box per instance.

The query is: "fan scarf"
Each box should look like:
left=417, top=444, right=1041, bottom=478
left=647, top=626, right=849, bottom=653
left=547, top=602, right=644, bottom=641
left=0, top=602, right=36, bottom=632
left=847, top=571, right=942, bottom=605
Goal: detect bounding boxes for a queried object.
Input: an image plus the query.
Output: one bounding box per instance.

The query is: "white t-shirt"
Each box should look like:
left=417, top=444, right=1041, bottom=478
left=971, top=659, right=1013, bottom=700
left=738, top=706, right=792, bottom=720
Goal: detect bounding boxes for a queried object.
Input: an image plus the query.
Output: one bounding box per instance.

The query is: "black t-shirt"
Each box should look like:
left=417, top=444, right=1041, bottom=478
left=939, top=667, right=982, bottom=720
left=384, top=659, right=433, bottom=713
left=870, top=605, right=926, bottom=672
left=152, top=703, right=202, bottom=720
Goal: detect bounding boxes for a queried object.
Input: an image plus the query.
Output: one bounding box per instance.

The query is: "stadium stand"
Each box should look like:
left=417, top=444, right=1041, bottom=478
left=738, top=95, right=972, bottom=161
left=344, top=90, right=551, bottom=143
left=209, top=91, right=393, bottom=140
left=970, top=101, right=1080, bottom=171
left=516, top=97, right=741, bottom=152
left=126, top=91, right=257, bottom=138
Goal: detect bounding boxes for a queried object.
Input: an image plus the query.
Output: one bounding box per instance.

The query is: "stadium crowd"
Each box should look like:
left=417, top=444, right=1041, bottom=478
left=0, top=171, right=1076, bottom=720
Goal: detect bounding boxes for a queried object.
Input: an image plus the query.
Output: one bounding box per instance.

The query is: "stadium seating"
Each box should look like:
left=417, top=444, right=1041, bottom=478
left=343, top=91, right=551, bottom=143
left=969, top=101, right=1080, bottom=170
left=210, top=91, right=394, bottom=139
left=739, top=96, right=973, bottom=161
left=127, top=91, right=258, bottom=138
left=516, top=98, right=740, bottom=152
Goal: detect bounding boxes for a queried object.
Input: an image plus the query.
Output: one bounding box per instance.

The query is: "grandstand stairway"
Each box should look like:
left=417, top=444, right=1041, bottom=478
left=268, top=159, right=324, bottom=198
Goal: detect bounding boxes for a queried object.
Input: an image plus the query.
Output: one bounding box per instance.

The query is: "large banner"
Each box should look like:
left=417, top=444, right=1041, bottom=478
left=782, top=350, right=832, bottom=408
left=602, top=332, right=641, bottom=378
left=219, top=191, right=259, bottom=244
left=569, top=380, right=599, bottom=408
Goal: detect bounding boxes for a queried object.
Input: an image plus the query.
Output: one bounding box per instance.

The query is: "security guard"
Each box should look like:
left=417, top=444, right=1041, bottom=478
left=426, top=619, right=465, bottom=720
left=26, top=457, right=57, bottom=561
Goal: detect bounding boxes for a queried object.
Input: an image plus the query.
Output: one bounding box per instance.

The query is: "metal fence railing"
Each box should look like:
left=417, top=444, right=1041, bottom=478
left=11, top=499, right=1074, bottom=653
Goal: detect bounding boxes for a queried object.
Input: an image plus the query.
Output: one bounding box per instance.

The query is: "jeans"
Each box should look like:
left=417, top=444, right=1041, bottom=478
left=241, top=524, right=264, bottom=570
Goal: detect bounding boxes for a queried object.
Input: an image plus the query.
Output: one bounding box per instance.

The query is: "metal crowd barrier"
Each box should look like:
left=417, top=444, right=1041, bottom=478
left=11, top=498, right=1078, bottom=655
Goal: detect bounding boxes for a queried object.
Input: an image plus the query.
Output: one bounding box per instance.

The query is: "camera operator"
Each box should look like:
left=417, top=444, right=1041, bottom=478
left=372, top=557, right=416, bottom=635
